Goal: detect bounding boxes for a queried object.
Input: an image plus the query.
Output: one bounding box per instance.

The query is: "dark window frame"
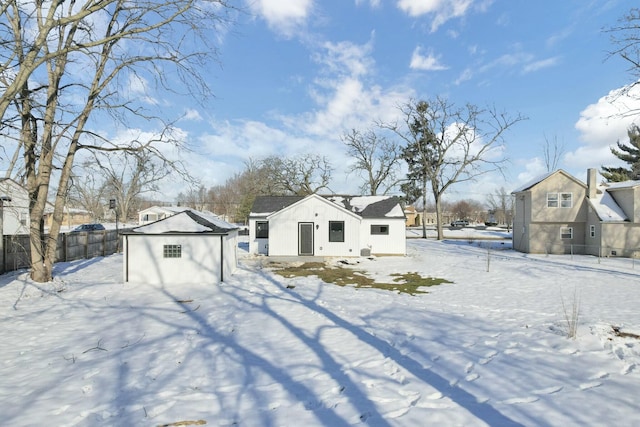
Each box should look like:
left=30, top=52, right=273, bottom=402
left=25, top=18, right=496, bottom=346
left=371, top=224, right=389, bottom=235
left=256, top=221, right=269, bottom=239
left=329, top=221, right=344, bottom=242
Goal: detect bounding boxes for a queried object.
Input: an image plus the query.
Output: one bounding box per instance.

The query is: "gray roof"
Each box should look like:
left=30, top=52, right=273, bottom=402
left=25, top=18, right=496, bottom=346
left=250, top=195, right=405, bottom=219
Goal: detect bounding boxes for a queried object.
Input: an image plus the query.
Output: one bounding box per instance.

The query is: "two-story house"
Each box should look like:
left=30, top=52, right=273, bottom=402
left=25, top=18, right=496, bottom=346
left=512, top=168, right=640, bottom=257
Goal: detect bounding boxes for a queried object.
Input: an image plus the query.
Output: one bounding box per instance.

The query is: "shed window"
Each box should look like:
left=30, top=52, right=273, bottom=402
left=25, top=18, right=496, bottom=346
left=256, top=221, right=269, bottom=238
left=371, top=224, right=389, bottom=235
left=590, top=225, right=595, bottom=238
left=329, top=221, right=344, bottom=242
left=560, top=227, right=573, bottom=240
left=163, top=244, right=182, bottom=258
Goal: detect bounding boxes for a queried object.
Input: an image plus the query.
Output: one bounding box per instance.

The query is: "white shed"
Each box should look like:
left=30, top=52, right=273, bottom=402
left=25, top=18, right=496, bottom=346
left=123, top=210, right=238, bottom=284
left=249, top=194, right=406, bottom=257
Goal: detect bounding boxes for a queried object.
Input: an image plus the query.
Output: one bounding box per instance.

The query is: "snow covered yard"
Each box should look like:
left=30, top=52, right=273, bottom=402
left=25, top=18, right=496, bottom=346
left=1, top=239, right=639, bottom=426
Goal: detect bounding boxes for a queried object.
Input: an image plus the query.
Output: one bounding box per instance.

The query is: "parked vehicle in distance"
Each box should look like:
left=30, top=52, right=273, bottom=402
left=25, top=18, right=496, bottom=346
left=71, top=223, right=105, bottom=232
left=450, top=220, right=470, bottom=227
left=484, top=221, right=498, bottom=227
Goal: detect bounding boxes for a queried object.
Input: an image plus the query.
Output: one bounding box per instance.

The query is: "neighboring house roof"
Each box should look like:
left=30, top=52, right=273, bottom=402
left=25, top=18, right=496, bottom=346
left=250, top=196, right=304, bottom=216
left=604, top=180, right=640, bottom=191
left=511, top=169, right=586, bottom=193
left=127, top=210, right=237, bottom=234
left=250, top=194, right=405, bottom=219
left=139, top=205, right=191, bottom=216
left=587, top=185, right=628, bottom=222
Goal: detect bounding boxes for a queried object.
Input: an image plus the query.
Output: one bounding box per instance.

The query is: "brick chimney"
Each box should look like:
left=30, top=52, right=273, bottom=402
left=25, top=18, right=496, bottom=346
left=587, top=168, right=597, bottom=199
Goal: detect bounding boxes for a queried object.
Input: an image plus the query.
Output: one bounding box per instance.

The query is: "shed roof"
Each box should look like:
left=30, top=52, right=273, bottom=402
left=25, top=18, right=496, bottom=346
left=127, top=209, right=237, bottom=234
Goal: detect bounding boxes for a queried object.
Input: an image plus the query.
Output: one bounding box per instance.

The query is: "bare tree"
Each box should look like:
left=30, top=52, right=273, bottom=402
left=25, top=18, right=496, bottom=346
left=542, top=134, right=566, bottom=172
left=68, top=161, right=108, bottom=221
left=0, top=1, right=235, bottom=282
left=342, top=128, right=402, bottom=195
left=262, top=154, right=333, bottom=196
left=606, top=8, right=640, bottom=116
left=387, top=97, right=525, bottom=240
left=486, top=187, right=513, bottom=229
left=97, top=151, right=173, bottom=222
left=177, top=185, right=210, bottom=211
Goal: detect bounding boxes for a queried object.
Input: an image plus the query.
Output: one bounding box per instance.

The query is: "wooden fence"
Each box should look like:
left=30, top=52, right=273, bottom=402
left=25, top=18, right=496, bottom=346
left=1, top=229, right=130, bottom=274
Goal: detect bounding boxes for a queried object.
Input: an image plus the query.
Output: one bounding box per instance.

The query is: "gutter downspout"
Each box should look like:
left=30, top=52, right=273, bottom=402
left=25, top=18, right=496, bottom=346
left=220, top=234, right=224, bottom=283
left=124, top=235, right=129, bottom=282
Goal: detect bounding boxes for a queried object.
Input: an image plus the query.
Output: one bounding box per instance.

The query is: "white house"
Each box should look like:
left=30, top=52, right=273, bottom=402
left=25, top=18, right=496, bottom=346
left=123, top=209, right=238, bottom=284
left=249, top=194, right=406, bottom=257
left=0, top=178, right=30, bottom=235
left=137, top=205, right=191, bottom=225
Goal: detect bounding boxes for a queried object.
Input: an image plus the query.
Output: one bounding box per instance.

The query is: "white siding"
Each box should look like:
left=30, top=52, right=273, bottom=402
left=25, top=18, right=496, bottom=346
left=124, top=233, right=237, bottom=284
left=268, top=196, right=361, bottom=257
left=360, top=218, right=406, bottom=255
left=0, top=180, right=30, bottom=235
left=248, top=217, right=269, bottom=255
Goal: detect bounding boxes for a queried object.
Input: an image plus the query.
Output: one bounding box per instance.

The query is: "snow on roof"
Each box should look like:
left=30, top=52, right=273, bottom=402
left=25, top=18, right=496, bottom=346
left=251, top=195, right=404, bottom=219
left=139, top=205, right=191, bottom=215
left=604, top=180, right=640, bottom=190
left=511, top=169, right=584, bottom=193
left=590, top=185, right=628, bottom=222
left=130, top=209, right=237, bottom=234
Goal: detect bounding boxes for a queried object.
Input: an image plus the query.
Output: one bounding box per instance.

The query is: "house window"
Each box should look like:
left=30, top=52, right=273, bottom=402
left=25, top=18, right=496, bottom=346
left=560, top=227, right=573, bottom=240
left=590, top=225, right=595, bottom=238
left=547, top=192, right=572, bottom=208
left=329, top=221, right=344, bottom=242
left=560, top=193, right=573, bottom=208
left=371, top=224, right=389, bottom=235
left=163, top=244, right=182, bottom=258
left=256, top=221, right=269, bottom=238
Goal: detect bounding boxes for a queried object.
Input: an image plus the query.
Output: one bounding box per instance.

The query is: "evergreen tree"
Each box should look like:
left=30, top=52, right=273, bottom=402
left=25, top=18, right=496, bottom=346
left=601, top=125, right=640, bottom=182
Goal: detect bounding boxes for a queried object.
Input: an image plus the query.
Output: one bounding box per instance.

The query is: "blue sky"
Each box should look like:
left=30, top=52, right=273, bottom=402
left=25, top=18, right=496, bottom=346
left=169, top=0, right=638, bottom=202
left=7, top=0, right=636, bottom=203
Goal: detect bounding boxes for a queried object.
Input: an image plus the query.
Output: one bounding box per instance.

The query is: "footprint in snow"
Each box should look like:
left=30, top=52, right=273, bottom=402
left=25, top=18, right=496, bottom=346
left=465, top=373, right=480, bottom=382
left=579, top=381, right=602, bottom=391
left=479, top=350, right=498, bottom=365
left=533, top=386, right=563, bottom=395
left=500, top=396, right=539, bottom=405
left=465, top=362, right=474, bottom=373
left=82, top=369, right=100, bottom=380
left=589, top=371, right=609, bottom=380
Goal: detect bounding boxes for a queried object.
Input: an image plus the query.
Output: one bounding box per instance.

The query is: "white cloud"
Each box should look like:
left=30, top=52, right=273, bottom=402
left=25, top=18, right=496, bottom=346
left=182, top=109, right=203, bottom=121
left=247, top=0, right=314, bottom=37
left=410, top=47, right=448, bottom=71
left=522, top=56, right=560, bottom=74
left=355, top=0, right=382, bottom=7
left=566, top=84, right=640, bottom=171
left=397, top=0, right=474, bottom=32
left=301, top=39, right=413, bottom=138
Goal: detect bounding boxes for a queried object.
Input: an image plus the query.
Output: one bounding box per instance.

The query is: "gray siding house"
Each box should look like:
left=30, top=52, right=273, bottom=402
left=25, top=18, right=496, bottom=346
left=512, top=168, right=640, bottom=257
